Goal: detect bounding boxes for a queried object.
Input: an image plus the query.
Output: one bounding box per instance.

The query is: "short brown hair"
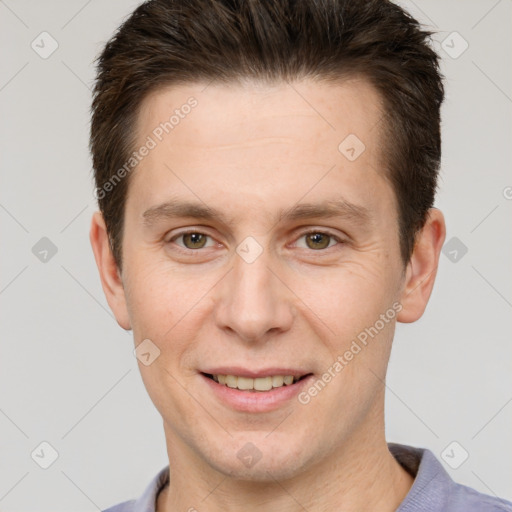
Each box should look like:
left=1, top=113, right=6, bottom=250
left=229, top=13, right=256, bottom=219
left=90, top=0, right=444, bottom=270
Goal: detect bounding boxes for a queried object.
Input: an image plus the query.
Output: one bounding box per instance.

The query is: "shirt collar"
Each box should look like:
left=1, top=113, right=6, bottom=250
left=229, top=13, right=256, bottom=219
left=132, top=443, right=450, bottom=512
left=131, top=464, right=169, bottom=512
left=390, top=443, right=450, bottom=511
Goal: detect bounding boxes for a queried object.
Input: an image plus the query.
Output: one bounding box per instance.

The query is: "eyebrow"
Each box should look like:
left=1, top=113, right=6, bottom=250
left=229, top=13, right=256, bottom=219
left=142, top=197, right=372, bottom=228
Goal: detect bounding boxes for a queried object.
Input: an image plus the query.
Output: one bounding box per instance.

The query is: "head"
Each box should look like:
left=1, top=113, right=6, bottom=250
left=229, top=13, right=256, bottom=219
left=90, top=0, right=446, bottom=482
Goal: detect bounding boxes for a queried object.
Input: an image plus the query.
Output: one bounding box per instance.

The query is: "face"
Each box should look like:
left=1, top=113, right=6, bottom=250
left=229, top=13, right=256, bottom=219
left=97, top=78, right=423, bottom=481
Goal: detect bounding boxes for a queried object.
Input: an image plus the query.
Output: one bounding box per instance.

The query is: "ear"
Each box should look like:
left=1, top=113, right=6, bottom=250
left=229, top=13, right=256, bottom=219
left=89, top=211, right=131, bottom=330
left=397, top=208, right=446, bottom=323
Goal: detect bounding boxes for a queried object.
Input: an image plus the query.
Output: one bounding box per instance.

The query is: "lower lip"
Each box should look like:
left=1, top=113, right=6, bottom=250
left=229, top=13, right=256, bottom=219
left=201, top=374, right=314, bottom=413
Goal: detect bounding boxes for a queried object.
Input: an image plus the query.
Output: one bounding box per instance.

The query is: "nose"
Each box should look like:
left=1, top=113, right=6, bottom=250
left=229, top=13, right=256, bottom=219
left=213, top=244, right=294, bottom=343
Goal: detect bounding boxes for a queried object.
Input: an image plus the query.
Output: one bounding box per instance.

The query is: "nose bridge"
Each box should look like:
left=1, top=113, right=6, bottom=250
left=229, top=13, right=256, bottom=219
left=215, top=242, right=293, bottom=342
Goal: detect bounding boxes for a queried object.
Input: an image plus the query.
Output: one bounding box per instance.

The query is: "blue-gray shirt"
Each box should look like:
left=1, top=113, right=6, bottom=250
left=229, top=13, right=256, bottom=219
left=103, top=443, right=512, bottom=511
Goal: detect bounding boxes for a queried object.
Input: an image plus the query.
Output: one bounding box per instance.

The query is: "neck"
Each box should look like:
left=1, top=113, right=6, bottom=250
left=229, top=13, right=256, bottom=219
left=157, top=412, right=413, bottom=512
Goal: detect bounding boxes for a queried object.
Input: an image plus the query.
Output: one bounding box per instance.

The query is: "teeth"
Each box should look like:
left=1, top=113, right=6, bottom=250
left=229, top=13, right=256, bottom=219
left=225, top=375, right=238, bottom=388
left=272, top=375, right=284, bottom=387
left=237, top=376, right=253, bottom=390
left=211, top=374, right=300, bottom=391
left=254, top=376, right=272, bottom=391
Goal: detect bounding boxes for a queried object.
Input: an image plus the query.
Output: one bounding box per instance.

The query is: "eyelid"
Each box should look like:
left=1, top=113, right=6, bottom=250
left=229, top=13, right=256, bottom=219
left=291, top=228, right=345, bottom=250
left=166, top=228, right=218, bottom=250
left=165, top=227, right=346, bottom=252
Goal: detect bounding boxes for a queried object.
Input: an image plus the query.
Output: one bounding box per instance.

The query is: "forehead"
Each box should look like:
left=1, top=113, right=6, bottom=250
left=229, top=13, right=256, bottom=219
left=129, top=77, right=392, bottom=222
left=136, top=76, right=384, bottom=151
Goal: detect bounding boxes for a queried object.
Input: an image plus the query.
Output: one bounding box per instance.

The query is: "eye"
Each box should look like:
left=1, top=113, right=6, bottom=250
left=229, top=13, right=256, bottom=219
left=167, top=229, right=343, bottom=253
left=295, top=231, right=341, bottom=250
left=169, top=231, right=216, bottom=250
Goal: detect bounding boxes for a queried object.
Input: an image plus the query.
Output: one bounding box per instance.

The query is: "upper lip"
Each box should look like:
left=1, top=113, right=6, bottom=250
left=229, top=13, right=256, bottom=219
left=201, top=367, right=310, bottom=379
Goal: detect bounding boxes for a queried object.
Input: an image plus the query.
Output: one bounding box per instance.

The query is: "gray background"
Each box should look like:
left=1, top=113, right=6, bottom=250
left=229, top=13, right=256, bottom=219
left=1, top=0, right=511, bottom=510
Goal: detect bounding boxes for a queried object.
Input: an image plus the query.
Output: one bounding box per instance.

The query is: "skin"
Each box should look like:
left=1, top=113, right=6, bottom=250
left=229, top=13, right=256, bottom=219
left=90, top=77, right=445, bottom=512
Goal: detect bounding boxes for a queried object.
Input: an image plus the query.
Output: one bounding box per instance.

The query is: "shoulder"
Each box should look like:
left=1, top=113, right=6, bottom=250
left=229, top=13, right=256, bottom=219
left=102, top=499, right=136, bottom=512
left=389, top=443, right=512, bottom=512
left=447, top=481, right=512, bottom=511
left=101, top=465, right=169, bottom=512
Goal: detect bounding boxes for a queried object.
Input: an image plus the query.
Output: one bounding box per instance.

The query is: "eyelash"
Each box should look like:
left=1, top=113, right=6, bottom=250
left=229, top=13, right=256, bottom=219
left=166, top=229, right=344, bottom=253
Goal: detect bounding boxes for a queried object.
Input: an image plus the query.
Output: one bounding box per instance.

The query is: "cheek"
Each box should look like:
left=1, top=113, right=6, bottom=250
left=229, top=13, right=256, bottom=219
left=295, top=271, right=397, bottom=434
left=291, top=260, right=399, bottom=336
left=123, top=256, right=217, bottom=361
left=123, top=262, right=211, bottom=418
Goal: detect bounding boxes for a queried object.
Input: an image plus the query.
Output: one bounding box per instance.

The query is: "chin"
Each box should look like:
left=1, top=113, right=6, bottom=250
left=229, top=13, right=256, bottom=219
left=200, top=435, right=315, bottom=483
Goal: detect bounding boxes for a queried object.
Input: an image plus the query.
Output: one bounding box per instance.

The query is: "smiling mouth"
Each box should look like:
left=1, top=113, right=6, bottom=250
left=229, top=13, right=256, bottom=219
left=202, top=373, right=311, bottom=391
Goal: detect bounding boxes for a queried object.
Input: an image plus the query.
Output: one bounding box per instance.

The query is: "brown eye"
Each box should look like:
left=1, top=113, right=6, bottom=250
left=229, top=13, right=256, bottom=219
left=305, top=232, right=332, bottom=250
left=182, top=232, right=208, bottom=249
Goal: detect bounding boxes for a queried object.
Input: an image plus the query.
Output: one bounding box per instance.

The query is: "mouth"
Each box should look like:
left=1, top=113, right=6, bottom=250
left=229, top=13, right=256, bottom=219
left=201, top=372, right=312, bottom=392
left=200, top=369, right=315, bottom=412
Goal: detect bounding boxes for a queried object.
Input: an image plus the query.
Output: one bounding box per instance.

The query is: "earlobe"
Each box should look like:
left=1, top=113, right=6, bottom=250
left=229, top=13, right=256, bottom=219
left=397, top=208, right=446, bottom=323
left=89, top=211, right=132, bottom=330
